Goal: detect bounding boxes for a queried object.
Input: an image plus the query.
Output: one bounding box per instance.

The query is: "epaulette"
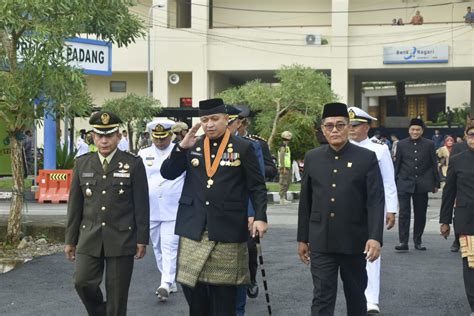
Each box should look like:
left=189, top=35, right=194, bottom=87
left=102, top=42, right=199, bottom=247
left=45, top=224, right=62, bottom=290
left=75, top=151, right=94, bottom=159
left=123, top=151, right=140, bottom=158
left=242, top=135, right=258, bottom=143
left=249, top=134, right=267, bottom=142
left=371, top=139, right=385, bottom=145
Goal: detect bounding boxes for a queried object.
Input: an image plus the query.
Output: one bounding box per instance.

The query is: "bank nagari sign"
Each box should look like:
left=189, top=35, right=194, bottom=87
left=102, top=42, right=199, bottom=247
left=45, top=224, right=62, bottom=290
left=17, top=38, right=112, bottom=76
left=383, top=45, right=449, bottom=64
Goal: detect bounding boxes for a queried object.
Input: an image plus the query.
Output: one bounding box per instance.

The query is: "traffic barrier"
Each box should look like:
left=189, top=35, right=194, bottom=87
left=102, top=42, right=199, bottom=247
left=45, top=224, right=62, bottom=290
left=35, top=169, right=73, bottom=203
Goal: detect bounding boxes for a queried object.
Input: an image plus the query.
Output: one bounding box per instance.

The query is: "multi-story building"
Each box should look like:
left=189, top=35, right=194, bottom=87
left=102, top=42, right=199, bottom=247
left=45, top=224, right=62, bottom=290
left=80, top=0, right=474, bottom=135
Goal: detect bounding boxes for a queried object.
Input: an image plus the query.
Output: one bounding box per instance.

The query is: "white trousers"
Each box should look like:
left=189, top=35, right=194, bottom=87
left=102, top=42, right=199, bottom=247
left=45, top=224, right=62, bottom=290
left=365, top=254, right=381, bottom=304
left=150, top=220, right=179, bottom=285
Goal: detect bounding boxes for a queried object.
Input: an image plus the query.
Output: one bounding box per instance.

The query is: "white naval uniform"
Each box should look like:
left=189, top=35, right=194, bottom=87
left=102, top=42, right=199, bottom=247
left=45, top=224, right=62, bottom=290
left=138, top=143, right=185, bottom=286
left=351, top=137, right=398, bottom=305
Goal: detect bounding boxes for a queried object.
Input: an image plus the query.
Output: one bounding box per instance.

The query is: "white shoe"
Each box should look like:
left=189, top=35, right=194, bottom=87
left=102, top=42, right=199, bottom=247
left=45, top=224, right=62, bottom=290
left=156, top=284, right=170, bottom=302
left=170, top=283, right=178, bottom=293
left=367, top=302, right=380, bottom=314
left=279, top=198, right=290, bottom=205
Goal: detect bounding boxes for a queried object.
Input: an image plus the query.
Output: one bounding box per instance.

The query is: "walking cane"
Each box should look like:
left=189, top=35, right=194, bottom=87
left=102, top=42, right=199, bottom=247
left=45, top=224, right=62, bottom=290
left=255, top=237, right=272, bottom=315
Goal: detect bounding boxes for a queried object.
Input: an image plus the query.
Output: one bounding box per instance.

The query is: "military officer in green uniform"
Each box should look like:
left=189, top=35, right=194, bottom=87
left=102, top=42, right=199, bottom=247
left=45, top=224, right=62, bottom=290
left=64, top=111, right=150, bottom=316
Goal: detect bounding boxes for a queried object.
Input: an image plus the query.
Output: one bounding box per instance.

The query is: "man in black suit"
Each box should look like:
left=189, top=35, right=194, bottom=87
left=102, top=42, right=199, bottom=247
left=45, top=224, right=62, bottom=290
left=161, top=98, right=268, bottom=315
left=440, top=122, right=474, bottom=314
left=297, top=102, right=385, bottom=316
left=394, top=118, right=440, bottom=251
left=65, top=111, right=150, bottom=316
left=448, top=120, right=471, bottom=252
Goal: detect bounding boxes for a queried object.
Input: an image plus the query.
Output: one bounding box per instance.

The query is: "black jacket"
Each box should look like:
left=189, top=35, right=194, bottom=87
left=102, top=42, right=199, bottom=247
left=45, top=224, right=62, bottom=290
left=161, top=134, right=267, bottom=243
left=450, top=140, right=468, bottom=157
left=297, top=142, right=385, bottom=254
left=395, top=137, right=440, bottom=193
left=439, top=149, right=474, bottom=234
left=65, top=150, right=150, bottom=257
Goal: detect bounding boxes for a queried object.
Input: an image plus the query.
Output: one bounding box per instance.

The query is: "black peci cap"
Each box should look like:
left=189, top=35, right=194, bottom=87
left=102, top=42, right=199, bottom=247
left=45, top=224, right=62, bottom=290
left=409, top=118, right=425, bottom=128
left=322, top=102, right=349, bottom=119
left=199, top=98, right=227, bottom=117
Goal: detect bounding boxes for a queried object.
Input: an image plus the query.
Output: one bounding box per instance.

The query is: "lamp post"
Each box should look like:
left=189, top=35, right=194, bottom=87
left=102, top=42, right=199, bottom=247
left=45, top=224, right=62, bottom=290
left=148, top=3, right=165, bottom=97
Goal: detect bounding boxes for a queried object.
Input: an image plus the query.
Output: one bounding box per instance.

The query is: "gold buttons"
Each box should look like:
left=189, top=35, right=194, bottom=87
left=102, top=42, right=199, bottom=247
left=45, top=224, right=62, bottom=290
left=102, top=175, right=107, bottom=179
left=101, top=206, right=106, bottom=211
left=213, top=143, right=218, bottom=147
left=414, top=150, right=418, bottom=153
left=101, top=222, right=106, bottom=227
left=414, top=142, right=417, bottom=146
left=82, top=225, right=86, bottom=229
left=333, top=169, right=338, bottom=173
left=331, top=198, right=335, bottom=202
left=205, top=201, right=210, bottom=205
left=128, top=226, right=132, bottom=230
left=102, top=190, right=106, bottom=195
left=330, top=213, right=335, bottom=218
left=414, top=158, right=418, bottom=161
left=332, top=184, right=336, bottom=188
left=211, top=154, right=215, bottom=158
left=335, top=156, right=339, bottom=160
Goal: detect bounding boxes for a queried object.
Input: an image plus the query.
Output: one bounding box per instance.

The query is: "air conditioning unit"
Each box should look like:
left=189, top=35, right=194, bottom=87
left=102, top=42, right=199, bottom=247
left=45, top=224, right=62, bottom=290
left=305, top=34, right=321, bottom=45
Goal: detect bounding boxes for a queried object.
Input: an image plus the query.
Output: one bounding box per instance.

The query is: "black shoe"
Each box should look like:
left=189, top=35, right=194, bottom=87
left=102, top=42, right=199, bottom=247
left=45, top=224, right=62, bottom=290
left=247, top=281, right=259, bottom=299
left=414, top=244, right=427, bottom=251
left=395, top=243, right=408, bottom=251
left=451, top=241, right=460, bottom=252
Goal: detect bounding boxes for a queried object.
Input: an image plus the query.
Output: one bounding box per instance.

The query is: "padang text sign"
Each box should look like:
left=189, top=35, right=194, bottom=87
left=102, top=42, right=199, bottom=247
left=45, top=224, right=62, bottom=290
left=17, top=38, right=112, bottom=76
left=383, top=45, right=449, bottom=64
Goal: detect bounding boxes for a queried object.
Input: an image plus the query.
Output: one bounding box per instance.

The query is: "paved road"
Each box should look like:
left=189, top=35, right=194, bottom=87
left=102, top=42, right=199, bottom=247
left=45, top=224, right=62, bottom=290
left=0, top=194, right=470, bottom=315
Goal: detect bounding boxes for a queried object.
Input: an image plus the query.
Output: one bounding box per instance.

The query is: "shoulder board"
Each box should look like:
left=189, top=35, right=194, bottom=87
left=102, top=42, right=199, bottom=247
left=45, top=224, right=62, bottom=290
left=249, top=134, right=267, bottom=142
left=123, top=151, right=140, bottom=158
left=371, top=139, right=385, bottom=145
left=242, top=135, right=257, bottom=143
left=76, top=152, right=94, bottom=159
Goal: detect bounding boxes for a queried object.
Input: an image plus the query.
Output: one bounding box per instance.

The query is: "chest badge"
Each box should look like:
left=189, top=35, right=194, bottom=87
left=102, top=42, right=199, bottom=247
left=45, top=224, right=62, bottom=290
left=347, top=162, right=353, bottom=168
left=85, top=188, right=92, bottom=197
left=119, top=189, right=124, bottom=195
left=191, top=158, right=200, bottom=167
left=196, top=147, right=201, bottom=152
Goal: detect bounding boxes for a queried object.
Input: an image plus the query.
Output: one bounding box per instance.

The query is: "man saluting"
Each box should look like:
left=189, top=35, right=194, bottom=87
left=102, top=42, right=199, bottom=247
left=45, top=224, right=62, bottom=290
left=161, top=98, right=268, bottom=315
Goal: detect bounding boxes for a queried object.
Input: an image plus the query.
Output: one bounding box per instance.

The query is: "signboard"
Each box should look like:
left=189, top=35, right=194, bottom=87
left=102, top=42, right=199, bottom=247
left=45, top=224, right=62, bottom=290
left=17, top=37, right=112, bottom=75
left=383, top=45, right=449, bottom=64
left=180, top=97, right=193, bottom=107
left=0, top=123, right=12, bottom=176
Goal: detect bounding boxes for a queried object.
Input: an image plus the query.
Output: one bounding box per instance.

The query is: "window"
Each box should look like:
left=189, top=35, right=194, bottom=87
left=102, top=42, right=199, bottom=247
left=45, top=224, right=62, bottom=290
left=110, top=81, right=127, bottom=93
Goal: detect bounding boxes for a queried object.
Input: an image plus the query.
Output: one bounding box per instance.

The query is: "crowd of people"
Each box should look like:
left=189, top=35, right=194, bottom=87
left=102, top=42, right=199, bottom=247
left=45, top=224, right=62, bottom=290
left=62, top=99, right=474, bottom=316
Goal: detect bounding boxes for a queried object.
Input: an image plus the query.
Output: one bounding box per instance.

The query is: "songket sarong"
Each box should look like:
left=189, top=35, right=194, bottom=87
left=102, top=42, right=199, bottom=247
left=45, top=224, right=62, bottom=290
left=176, top=231, right=250, bottom=288
left=460, top=235, right=474, bottom=268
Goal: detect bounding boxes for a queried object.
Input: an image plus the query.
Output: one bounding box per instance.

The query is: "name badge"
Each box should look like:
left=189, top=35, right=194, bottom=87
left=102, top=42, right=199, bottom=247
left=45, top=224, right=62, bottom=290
left=191, top=151, right=203, bottom=156
left=82, top=173, right=94, bottom=177
left=113, top=172, right=130, bottom=178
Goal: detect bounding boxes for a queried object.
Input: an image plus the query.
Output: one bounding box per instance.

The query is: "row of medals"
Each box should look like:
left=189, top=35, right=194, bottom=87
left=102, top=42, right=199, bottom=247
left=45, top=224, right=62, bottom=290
left=191, top=145, right=241, bottom=189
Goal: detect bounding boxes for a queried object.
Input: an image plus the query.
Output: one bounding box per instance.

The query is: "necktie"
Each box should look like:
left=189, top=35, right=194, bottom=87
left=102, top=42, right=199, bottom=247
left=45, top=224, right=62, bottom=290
left=103, top=159, right=108, bottom=172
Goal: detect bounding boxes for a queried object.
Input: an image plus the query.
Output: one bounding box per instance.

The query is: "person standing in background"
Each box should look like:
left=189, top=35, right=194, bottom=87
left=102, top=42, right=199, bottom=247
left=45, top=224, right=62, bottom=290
left=118, top=130, right=129, bottom=151
left=138, top=119, right=185, bottom=302
left=348, top=107, right=398, bottom=314
left=394, top=118, right=440, bottom=251
left=278, top=131, right=293, bottom=205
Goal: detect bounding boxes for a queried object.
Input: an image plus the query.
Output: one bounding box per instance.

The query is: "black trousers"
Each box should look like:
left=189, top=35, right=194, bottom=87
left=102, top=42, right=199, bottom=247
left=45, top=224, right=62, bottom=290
left=74, top=253, right=134, bottom=316
left=310, top=252, right=367, bottom=316
left=463, top=257, right=474, bottom=312
left=398, top=192, right=429, bottom=245
left=182, top=282, right=237, bottom=316
left=248, top=236, right=258, bottom=283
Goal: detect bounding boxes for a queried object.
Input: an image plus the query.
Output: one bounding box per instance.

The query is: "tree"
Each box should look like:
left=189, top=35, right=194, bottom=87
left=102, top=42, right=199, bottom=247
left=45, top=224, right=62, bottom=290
left=0, top=0, right=145, bottom=244
left=102, top=93, right=161, bottom=152
left=217, top=64, right=337, bottom=154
